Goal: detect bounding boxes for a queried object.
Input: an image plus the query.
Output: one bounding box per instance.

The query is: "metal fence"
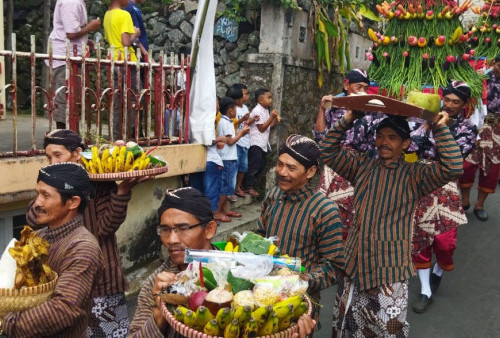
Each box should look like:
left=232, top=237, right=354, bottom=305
left=0, top=34, right=191, bottom=157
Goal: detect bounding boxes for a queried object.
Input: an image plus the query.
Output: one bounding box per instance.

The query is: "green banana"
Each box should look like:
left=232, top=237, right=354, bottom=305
left=201, top=267, right=218, bottom=291
left=203, top=318, right=220, bottom=336
left=257, top=312, right=276, bottom=336
left=273, top=303, right=294, bottom=320
left=242, top=317, right=258, bottom=338
left=215, top=307, right=234, bottom=329
left=195, top=305, right=214, bottom=328
left=183, top=310, right=198, bottom=329
left=251, top=305, right=272, bottom=327
left=293, top=301, right=308, bottom=320
left=224, top=319, right=240, bottom=338
left=233, top=305, right=252, bottom=326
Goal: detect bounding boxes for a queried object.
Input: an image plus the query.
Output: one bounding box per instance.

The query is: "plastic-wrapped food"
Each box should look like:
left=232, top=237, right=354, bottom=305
left=252, top=284, right=280, bottom=307
left=166, top=262, right=202, bottom=297
left=253, top=275, right=308, bottom=300
left=233, top=290, right=257, bottom=308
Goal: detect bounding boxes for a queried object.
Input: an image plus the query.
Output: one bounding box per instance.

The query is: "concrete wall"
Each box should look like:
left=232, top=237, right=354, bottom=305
left=348, top=32, right=373, bottom=70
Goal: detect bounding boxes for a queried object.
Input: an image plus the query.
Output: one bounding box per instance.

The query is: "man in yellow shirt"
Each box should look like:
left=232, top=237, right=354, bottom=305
left=104, top=0, right=142, bottom=139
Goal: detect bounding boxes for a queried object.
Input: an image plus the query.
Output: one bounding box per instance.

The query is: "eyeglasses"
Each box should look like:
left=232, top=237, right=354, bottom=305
left=156, top=223, right=204, bottom=236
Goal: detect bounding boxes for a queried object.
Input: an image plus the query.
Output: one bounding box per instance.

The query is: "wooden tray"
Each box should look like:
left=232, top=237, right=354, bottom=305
left=331, top=94, right=437, bottom=121
left=88, top=165, right=168, bottom=181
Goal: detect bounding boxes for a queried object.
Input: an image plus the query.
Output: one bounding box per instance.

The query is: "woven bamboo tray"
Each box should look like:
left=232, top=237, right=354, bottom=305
left=161, top=296, right=313, bottom=338
left=88, top=165, right=168, bottom=181
left=0, top=271, right=58, bottom=319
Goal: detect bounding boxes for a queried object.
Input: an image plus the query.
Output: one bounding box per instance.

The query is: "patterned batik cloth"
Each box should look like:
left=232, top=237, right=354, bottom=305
left=87, top=292, right=130, bottom=338
left=411, top=180, right=467, bottom=255
left=466, top=119, right=500, bottom=173
left=332, top=272, right=409, bottom=338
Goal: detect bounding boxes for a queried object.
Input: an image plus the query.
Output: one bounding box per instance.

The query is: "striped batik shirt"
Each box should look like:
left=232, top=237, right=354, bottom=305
left=27, top=181, right=131, bottom=297
left=319, top=116, right=463, bottom=291
left=257, top=184, right=345, bottom=293
left=129, top=259, right=182, bottom=338
left=3, top=215, right=103, bottom=337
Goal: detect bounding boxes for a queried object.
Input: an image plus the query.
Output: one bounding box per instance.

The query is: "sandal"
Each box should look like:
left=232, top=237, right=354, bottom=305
left=226, top=211, right=242, bottom=218
left=235, top=188, right=246, bottom=197
left=214, top=215, right=231, bottom=223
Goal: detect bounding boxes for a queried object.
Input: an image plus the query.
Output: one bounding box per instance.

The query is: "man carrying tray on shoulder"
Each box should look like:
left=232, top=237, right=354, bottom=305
left=320, top=106, right=463, bottom=337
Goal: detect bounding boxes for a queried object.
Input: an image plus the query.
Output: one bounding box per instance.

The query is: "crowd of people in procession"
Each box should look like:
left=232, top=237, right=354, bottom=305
left=1, top=0, right=500, bottom=337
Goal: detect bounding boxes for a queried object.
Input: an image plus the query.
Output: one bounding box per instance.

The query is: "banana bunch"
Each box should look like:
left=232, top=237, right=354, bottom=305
left=174, top=294, right=309, bottom=336
left=81, top=145, right=151, bottom=174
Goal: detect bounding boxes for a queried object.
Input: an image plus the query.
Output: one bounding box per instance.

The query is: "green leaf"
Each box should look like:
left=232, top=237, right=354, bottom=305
left=323, top=20, right=338, bottom=38
left=316, top=31, right=325, bottom=66
left=359, top=4, right=381, bottom=22
left=227, top=271, right=254, bottom=294
left=239, top=232, right=270, bottom=255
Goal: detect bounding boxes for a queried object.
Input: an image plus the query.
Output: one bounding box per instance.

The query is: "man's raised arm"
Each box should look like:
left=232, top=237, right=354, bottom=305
left=319, top=111, right=362, bottom=184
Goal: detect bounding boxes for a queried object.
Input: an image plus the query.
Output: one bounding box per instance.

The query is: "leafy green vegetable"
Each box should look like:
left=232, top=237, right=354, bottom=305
left=239, top=232, right=271, bottom=255
left=227, top=271, right=254, bottom=294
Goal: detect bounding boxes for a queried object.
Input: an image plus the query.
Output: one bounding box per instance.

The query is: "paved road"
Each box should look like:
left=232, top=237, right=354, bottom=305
left=317, top=185, right=500, bottom=337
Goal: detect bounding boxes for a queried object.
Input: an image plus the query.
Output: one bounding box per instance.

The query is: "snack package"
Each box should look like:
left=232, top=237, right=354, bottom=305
left=166, top=262, right=203, bottom=297
left=253, top=275, right=308, bottom=301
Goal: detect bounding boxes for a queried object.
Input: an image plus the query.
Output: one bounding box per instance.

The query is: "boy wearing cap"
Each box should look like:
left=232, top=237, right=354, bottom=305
left=0, top=163, right=102, bottom=337
left=460, top=56, right=500, bottom=222
left=320, top=110, right=463, bottom=337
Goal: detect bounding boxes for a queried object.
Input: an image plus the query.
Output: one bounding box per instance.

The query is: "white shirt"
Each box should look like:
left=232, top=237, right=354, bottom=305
left=206, top=145, right=223, bottom=166
left=217, top=115, right=238, bottom=160
left=249, top=103, right=271, bottom=152
left=235, top=104, right=250, bottom=148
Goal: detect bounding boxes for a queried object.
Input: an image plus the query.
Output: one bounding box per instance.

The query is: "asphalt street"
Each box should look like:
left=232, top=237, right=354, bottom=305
left=317, top=184, right=500, bottom=337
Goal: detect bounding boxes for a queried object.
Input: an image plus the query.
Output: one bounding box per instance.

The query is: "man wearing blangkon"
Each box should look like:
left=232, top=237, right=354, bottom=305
left=320, top=110, right=463, bottom=337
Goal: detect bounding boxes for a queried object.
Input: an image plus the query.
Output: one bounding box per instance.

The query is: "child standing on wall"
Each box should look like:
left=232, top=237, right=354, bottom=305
left=226, top=84, right=260, bottom=198
left=217, top=97, right=251, bottom=218
left=244, top=88, right=280, bottom=197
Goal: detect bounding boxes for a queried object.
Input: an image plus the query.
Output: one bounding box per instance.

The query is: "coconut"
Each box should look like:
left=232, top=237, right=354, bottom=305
left=202, top=288, right=233, bottom=315
left=406, top=91, right=441, bottom=114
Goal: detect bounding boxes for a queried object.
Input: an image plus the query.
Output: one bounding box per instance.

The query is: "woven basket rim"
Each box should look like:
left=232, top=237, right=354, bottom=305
left=0, top=271, right=58, bottom=296
left=88, top=165, right=168, bottom=181
left=161, top=295, right=313, bottom=338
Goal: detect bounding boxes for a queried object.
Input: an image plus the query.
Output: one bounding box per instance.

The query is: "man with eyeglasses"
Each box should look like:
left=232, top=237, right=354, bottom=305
left=129, top=187, right=316, bottom=337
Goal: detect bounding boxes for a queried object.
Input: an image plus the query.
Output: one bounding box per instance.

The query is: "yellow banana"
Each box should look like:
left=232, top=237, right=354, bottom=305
left=140, top=157, right=150, bottom=170
left=224, top=319, right=240, bottom=338
left=80, top=156, right=91, bottom=171
left=215, top=307, right=234, bottom=329
left=174, top=308, right=185, bottom=322
left=107, top=157, right=114, bottom=173
left=273, top=303, right=294, bottom=320
left=233, top=245, right=239, bottom=252
left=273, top=295, right=303, bottom=317
left=111, top=145, right=119, bottom=160
left=293, top=301, right=308, bottom=320
left=124, top=151, right=134, bottom=171
left=203, top=318, right=220, bottom=336
left=195, top=305, right=213, bottom=328
left=267, top=244, right=277, bottom=255
left=278, top=311, right=293, bottom=331
left=91, top=146, right=99, bottom=162
left=96, top=158, right=104, bottom=174
left=251, top=305, right=272, bottom=327
left=271, top=311, right=279, bottom=333
left=451, top=26, right=463, bottom=42
left=183, top=310, right=198, bottom=329
left=242, top=317, right=258, bottom=338
left=224, top=242, right=234, bottom=252
left=129, top=162, right=141, bottom=172
left=101, top=148, right=110, bottom=163
left=88, top=160, right=97, bottom=174
left=257, top=312, right=275, bottom=336
left=233, top=305, right=252, bottom=326
left=115, top=157, right=122, bottom=173
left=368, top=28, right=378, bottom=42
